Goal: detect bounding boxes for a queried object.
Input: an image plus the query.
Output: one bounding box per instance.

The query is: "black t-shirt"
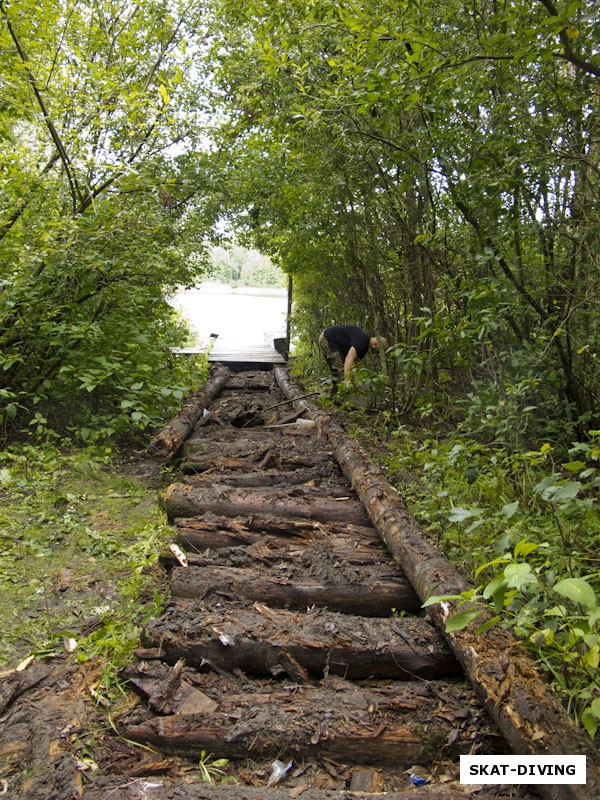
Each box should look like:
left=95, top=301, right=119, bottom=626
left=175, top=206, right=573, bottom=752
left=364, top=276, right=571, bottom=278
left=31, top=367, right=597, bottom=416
left=323, top=325, right=371, bottom=360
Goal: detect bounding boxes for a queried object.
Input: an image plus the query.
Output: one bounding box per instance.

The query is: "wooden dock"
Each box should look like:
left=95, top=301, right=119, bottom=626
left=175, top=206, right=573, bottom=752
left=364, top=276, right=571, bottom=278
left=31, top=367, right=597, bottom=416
left=173, top=338, right=287, bottom=371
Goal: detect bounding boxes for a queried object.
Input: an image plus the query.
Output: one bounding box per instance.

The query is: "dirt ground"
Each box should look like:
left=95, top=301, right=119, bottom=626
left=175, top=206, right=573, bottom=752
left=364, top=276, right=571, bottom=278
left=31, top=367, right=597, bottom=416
left=0, top=656, right=536, bottom=800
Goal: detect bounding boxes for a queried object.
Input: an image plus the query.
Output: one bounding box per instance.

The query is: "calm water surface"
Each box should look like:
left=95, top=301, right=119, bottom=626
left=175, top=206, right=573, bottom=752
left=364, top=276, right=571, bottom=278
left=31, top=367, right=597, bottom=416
left=171, top=283, right=288, bottom=349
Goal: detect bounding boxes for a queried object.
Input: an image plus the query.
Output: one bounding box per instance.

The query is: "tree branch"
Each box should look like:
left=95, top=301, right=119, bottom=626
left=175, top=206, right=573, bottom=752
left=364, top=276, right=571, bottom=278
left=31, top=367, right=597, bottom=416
left=536, top=0, right=600, bottom=78
left=0, top=153, right=60, bottom=242
left=0, top=1, right=84, bottom=213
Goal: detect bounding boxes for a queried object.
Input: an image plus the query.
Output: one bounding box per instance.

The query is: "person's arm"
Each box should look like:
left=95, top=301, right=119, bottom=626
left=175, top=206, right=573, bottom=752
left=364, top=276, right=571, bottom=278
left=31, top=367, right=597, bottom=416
left=343, top=346, right=358, bottom=382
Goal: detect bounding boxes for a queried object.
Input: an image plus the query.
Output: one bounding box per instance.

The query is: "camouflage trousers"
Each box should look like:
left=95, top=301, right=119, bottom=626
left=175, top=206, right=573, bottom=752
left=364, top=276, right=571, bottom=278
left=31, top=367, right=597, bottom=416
left=318, top=332, right=344, bottom=383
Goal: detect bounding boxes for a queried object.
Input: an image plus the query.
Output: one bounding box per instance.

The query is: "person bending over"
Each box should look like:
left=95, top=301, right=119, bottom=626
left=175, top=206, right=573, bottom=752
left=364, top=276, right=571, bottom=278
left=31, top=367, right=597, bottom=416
left=318, top=324, right=388, bottom=389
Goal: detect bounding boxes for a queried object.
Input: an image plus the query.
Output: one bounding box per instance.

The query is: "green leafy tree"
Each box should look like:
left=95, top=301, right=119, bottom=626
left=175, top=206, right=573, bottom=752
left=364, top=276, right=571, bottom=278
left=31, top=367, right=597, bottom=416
left=206, top=0, right=599, bottom=434
left=0, top=0, right=217, bottom=440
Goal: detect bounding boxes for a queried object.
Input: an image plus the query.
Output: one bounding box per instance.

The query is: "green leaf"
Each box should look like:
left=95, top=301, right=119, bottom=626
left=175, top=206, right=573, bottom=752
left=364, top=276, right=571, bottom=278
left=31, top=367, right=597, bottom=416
left=501, top=500, right=519, bottom=519
left=552, top=481, right=582, bottom=502
left=421, top=593, right=463, bottom=608
left=513, top=539, right=539, bottom=558
left=482, top=573, right=507, bottom=600
left=475, top=557, right=511, bottom=580
left=552, top=578, right=597, bottom=610
left=445, top=608, right=483, bottom=632
left=591, top=698, right=600, bottom=717
left=447, top=506, right=484, bottom=523
left=475, top=615, right=501, bottom=635
left=534, top=474, right=560, bottom=494
left=563, top=460, right=586, bottom=472
left=504, top=563, right=537, bottom=591
left=582, top=707, right=598, bottom=739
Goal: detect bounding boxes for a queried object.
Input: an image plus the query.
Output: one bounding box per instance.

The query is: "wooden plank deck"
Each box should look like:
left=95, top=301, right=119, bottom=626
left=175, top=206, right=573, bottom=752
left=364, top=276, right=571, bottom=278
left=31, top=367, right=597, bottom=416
left=172, top=340, right=286, bottom=371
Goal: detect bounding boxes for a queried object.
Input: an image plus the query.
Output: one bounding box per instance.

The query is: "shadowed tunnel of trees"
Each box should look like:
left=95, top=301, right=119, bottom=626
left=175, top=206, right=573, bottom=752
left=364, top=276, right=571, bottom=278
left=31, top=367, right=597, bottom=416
left=0, top=0, right=597, bottom=442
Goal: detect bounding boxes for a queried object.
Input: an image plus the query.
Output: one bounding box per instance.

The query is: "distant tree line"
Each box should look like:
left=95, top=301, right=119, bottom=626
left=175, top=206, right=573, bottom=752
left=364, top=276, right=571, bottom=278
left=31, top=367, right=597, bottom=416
left=207, top=245, right=286, bottom=288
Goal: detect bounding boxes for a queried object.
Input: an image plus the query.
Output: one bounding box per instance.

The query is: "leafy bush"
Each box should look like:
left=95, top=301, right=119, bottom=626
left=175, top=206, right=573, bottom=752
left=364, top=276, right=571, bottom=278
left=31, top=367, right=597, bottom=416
left=390, top=427, right=600, bottom=736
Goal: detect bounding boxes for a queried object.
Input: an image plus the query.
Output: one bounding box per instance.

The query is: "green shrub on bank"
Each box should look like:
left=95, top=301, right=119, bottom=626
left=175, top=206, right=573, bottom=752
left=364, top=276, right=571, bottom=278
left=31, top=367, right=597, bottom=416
left=385, top=424, right=600, bottom=737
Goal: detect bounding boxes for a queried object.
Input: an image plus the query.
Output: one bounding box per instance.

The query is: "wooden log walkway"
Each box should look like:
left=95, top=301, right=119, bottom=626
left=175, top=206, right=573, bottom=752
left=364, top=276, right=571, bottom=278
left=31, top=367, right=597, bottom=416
left=101, top=365, right=600, bottom=800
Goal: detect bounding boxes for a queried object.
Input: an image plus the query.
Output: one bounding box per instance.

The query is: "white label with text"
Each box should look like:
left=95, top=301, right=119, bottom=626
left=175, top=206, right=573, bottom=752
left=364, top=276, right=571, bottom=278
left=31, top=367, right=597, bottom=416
left=460, top=755, right=586, bottom=784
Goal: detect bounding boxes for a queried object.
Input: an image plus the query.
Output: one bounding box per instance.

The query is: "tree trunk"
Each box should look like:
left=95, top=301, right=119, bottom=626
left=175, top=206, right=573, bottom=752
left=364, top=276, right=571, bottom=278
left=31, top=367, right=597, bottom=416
left=181, top=448, right=334, bottom=473
left=181, top=465, right=344, bottom=488
left=171, top=514, right=390, bottom=564
left=273, top=366, right=600, bottom=800
left=119, top=673, right=478, bottom=768
left=148, top=365, right=230, bottom=462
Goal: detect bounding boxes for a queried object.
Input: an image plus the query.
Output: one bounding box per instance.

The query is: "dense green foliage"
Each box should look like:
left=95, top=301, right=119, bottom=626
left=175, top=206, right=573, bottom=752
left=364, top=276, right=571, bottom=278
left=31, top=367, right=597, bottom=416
left=0, top=0, right=214, bottom=442
left=402, top=427, right=600, bottom=735
left=207, top=0, right=599, bottom=439
left=3, top=0, right=597, bottom=442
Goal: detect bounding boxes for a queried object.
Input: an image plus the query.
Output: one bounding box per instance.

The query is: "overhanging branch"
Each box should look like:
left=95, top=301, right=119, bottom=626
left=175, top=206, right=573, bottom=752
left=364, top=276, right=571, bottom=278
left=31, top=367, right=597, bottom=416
left=0, top=1, right=84, bottom=213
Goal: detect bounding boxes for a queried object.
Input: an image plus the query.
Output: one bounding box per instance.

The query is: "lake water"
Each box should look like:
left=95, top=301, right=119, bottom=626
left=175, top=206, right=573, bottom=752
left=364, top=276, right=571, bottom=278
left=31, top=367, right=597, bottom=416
left=170, top=283, right=288, bottom=349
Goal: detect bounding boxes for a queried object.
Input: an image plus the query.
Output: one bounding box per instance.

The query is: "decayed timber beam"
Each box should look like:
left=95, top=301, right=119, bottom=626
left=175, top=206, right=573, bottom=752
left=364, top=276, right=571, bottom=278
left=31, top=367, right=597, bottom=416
left=273, top=366, right=600, bottom=800
left=121, top=673, right=475, bottom=765
left=180, top=464, right=340, bottom=488
left=142, top=602, right=460, bottom=681
left=163, top=483, right=371, bottom=526
left=173, top=512, right=380, bottom=543
left=169, top=563, right=421, bottom=615
left=170, top=514, right=390, bottom=564
left=148, top=364, right=230, bottom=462
left=180, top=449, right=334, bottom=473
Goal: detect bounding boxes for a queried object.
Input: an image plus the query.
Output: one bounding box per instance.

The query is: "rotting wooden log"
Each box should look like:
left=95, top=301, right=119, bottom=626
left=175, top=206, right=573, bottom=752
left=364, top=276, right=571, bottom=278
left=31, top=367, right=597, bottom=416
left=183, top=431, right=287, bottom=452
left=180, top=465, right=345, bottom=489
left=163, top=483, right=371, bottom=526
left=180, top=435, right=328, bottom=469
left=82, top=780, right=500, bottom=800
left=120, top=678, right=478, bottom=765
left=173, top=512, right=379, bottom=543
left=167, top=540, right=390, bottom=568
left=274, top=365, right=600, bottom=800
left=181, top=449, right=335, bottom=474
left=170, top=529, right=389, bottom=568
left=142, top=602, right=459, bottom=680
left=168, top=548, right=400, bottom=577
left=148, top=364, right=230, bottom=463
left=169, top=564, right=420, bottom=616
left=172, top=513, right=384, bottom=556
left=220, top=371, right=275, bottom=390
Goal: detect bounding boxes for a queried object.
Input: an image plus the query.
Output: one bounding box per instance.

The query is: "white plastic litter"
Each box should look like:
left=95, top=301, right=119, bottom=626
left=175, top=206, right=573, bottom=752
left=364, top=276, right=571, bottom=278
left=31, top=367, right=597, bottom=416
left=268, top=759, right=293, bottom=786
left=169, top=543, right=188, bottom=567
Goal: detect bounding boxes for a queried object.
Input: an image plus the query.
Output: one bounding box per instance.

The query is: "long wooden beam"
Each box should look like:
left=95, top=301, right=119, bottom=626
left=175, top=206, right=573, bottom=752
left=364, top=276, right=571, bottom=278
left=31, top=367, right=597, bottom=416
left=148, top=364, right=230, bottom=462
